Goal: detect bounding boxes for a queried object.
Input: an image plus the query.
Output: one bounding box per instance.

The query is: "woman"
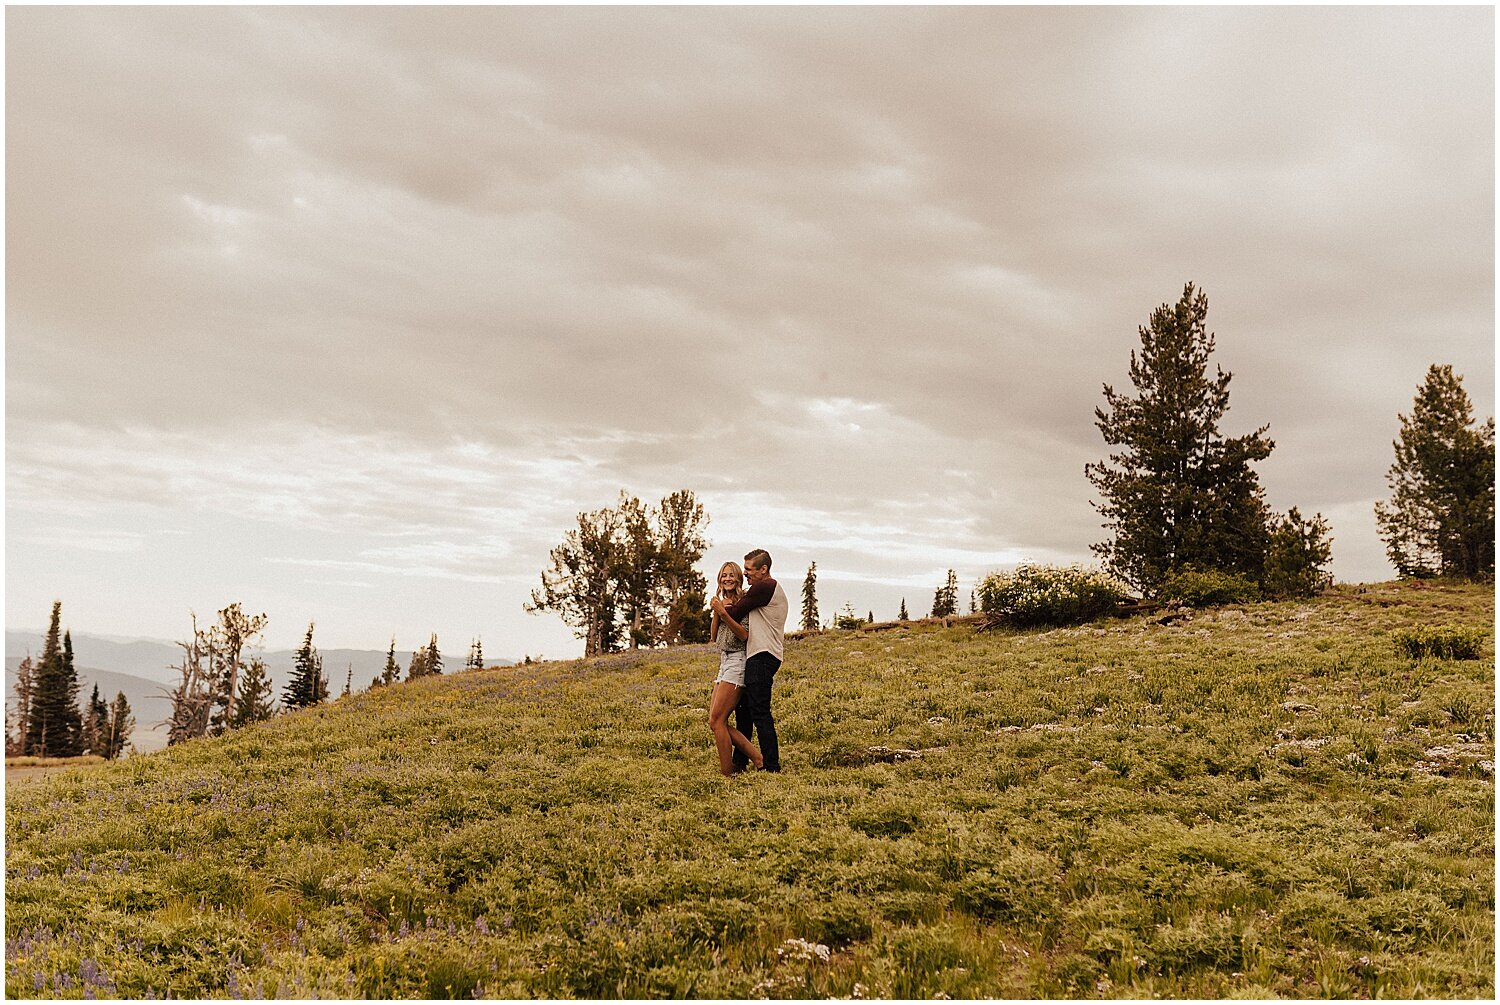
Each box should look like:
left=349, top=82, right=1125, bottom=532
left=709, top=561, right=763, bottom=775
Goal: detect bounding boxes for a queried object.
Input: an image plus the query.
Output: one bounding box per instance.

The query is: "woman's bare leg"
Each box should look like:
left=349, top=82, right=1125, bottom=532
left=711, top=681, right=763, bottom=772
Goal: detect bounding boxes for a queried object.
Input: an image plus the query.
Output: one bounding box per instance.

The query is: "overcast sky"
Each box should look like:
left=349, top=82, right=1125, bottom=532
left=6, top=6, right=1494, bottom=658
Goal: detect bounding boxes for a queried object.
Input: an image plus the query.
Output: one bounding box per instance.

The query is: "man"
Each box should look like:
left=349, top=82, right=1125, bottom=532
left=711, top=548, right=789, bottom=772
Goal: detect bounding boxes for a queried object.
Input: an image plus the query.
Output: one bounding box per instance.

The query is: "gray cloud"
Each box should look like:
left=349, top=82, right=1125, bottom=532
left=7, top=7, right=1492, bottom=651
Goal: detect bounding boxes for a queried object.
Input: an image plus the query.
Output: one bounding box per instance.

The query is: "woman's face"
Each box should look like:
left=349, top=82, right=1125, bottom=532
left=719, top=569, right=741, bottom=593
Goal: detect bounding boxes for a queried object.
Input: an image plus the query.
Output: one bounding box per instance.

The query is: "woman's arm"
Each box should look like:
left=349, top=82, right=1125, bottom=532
left=719, top=607, right=749, bottom=642
left=709, top=608, right=720, bottom=639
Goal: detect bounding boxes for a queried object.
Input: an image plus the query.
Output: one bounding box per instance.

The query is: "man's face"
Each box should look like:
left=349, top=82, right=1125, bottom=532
left=745, top=562, right=769, bottom=585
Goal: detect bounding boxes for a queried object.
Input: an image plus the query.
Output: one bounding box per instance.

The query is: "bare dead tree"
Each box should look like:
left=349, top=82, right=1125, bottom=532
left=163, top=612, right=213, bottom=745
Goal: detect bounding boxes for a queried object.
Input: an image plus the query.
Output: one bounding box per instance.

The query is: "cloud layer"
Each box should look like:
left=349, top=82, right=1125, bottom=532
left=7, top=7, right=1493, bottom=652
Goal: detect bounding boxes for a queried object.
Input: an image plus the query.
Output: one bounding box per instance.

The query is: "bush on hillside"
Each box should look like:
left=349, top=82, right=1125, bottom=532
left=1159, top=568, right=1260, bottom=608
left=977, top=564, right=1131, bottom=627
left=1392, top=626, right=1488, bottom=661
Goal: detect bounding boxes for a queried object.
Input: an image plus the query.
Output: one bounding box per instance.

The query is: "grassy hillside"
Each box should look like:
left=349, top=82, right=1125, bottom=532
left=5, top=581, right=1493, bottom=998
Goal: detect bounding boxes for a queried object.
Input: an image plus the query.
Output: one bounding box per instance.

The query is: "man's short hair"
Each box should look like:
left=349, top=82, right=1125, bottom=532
left=744, top=548, right=772, bottom=571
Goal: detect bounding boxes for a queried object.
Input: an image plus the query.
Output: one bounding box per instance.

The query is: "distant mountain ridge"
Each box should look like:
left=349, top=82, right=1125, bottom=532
left=5, top=630, right=515, bottom=687
left=5, top=630, right=516, bottom=754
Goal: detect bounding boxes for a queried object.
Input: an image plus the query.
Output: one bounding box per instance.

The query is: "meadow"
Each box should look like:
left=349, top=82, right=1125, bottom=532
left=4, top=580, right=1493, bottom=999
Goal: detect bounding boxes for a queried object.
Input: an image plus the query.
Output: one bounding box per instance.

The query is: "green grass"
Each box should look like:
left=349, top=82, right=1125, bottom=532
left=5, top=580, right=1494, bottom=998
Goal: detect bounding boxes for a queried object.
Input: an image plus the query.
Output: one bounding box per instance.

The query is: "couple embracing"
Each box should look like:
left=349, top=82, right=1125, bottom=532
left=706, top=548, right=788, bottom=776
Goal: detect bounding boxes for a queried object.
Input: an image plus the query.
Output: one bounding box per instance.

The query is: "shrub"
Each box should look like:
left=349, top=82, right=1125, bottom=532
left=977, top=564, right=1131, bottom=627
left=1158, top=568, right=1260, bottom=607
left=1392, top=626, right=1488, bottom=661
left=833, top=604, right=867, bottom=630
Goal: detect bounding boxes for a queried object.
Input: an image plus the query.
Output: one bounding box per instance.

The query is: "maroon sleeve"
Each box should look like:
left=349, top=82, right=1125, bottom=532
left=726, top=578, right=776, bottom=621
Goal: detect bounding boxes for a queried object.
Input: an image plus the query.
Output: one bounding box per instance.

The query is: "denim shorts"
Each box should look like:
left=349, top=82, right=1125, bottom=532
left=715, top=649, right=746, bottom=687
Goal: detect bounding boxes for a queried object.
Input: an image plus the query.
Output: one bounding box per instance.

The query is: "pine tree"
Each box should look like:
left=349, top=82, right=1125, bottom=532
left=1374, top=364, right=1495, bottom=579
left=969, top=590, right=977, bottom=615
left=615, top=493, right=659, bottom=650
left=473, top=637, right=483, bottom=669
left=652, top=490, right=711, bottom=646
left=898, top=598, right=908, bottom=621
left=801, top=562, right=820, bottom=631
left=931, top=570, right=959, bottom=618
left=527, top=505, right=623, bottom=657
left=230, top=657, right=276, bottom=727
left=27, top=602, right=77, bottom=757
left=376, top=637, right=401, bottom=686
left=57, top=631, right=84, bottom=756
left=343, top=664, right=353, bottom=698
left=102, top=692, right=134, bottom=760
left=82, top=684, right=109, bottom=756
left=9, top=655, right=35, bottom=756
left=206, top=604, right=269, bottom=735
left=407, top=645, right=430, bottom=680
left=1263, top=508, right=1335, bottom=598
left=426, top=634, right=443, bottom=675
left=1086, top=283, right=1274, bottom=593
left=284, top=623, right=327, bottom=710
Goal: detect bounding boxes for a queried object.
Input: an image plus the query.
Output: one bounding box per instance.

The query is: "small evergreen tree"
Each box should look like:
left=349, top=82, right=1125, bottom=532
left=898, top=598, right=908, bottom=621
left=1374, top=364, right=1495, bottom=579
left=8, top=655, right=34, bottom=756
left=377, top=637, right=401, bottom=686
left=931, top=570, right=959, bottom=618
left=102, top=692, right=134, bottom=760
left=1262, top=508, right=1335, bottom=599
left=206, top=604, right=269, bottom=735
left=82, top=684, right=109, bottom=756
left=407, top=645, right=430, bottom=680
left=230, top=657, right=276, bottom=727
left=343, top=664, right=353, bottom=697
left=427, top=634, right=443, bottom=675
left=801, top=562, right=820, bottom=631
left=283, top=623, right=327, bottom=710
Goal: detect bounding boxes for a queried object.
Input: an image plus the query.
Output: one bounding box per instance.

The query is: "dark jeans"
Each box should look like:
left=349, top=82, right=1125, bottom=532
left=733, top=652, right=781, bottom=772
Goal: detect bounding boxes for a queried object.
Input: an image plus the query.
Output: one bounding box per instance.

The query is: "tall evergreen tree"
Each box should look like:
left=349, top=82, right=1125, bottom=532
left=614, top=493, right=659, bottom=650
left=283, top=623, right=327, bottom=710
left=466, top=638, right=485, bottom=671
left=426, top=634, right=443, bottom=675
left=230, top=657, right=276, bottom=727
left=527, top=504, right=624, bottom=657
left=57, top=631, right=84, bottom=756
left=653, top=490, right=711, bottom=646
left=898, top=598, right=908, bottom=621
left=102, top=692, right=134, bottom=760
left=27, top=602, right=77, bottom=757
left=1086, top=283, right=1274, bottom=593
left=801, top=562, right=820, bottom=631
left=1374, top=364, right=1495, bottom=579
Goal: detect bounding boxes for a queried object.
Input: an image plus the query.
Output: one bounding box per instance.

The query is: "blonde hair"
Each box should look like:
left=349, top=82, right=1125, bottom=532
left=716, top=561, right=745, bottom=603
